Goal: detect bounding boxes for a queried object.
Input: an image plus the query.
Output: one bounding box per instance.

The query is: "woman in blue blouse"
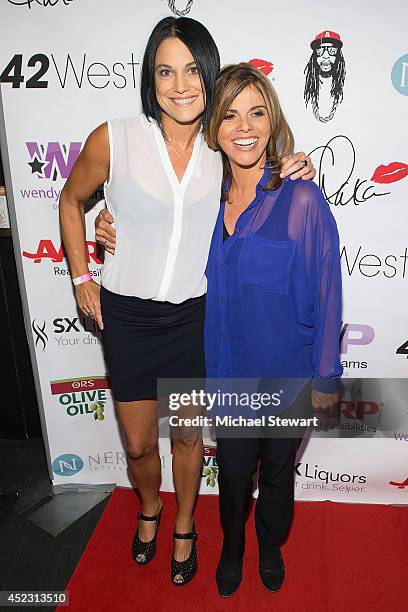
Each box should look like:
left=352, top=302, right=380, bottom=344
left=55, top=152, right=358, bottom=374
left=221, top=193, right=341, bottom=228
left=205, top=63, right=343, bottom=597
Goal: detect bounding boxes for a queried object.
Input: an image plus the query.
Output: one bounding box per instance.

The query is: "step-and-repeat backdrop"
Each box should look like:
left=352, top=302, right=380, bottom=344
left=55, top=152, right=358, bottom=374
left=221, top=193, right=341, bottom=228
left=0, top=0, right=407, bottom=504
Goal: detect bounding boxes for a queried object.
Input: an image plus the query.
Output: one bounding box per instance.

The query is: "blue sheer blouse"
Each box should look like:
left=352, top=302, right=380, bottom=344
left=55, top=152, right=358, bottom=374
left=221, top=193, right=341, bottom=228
left=204, top=171, right=343, bottom=411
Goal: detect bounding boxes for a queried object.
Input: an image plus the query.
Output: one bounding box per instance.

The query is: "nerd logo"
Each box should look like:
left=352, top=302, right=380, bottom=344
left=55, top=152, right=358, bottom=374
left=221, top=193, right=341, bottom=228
left=26, top=141, right=82, bottom=181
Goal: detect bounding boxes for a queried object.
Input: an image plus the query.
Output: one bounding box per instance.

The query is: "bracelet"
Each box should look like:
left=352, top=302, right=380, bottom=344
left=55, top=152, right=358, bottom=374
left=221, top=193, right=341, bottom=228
left=72, top=272, right=92, bottom=286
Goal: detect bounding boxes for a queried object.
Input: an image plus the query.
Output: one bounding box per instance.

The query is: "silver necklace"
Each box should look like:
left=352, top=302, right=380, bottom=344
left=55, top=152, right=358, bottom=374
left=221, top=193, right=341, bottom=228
left=167, top=0, right=194, bottom=17
left=166, top=139, right=188, bottom=162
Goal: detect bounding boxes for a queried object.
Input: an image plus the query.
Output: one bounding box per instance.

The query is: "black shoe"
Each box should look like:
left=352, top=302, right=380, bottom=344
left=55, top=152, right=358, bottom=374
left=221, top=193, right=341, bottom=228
left=171, top=522, right=198, bottom=586
left=216, top=555, right=243, bottom=597
left=132, top=502, right=163, bottom=565
left=259, top=546, right=285, bottom=592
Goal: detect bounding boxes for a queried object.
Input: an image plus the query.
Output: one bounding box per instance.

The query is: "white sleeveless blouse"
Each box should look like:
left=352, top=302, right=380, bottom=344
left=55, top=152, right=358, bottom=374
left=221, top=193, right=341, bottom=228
left=101, top=114, right=223, bottom=303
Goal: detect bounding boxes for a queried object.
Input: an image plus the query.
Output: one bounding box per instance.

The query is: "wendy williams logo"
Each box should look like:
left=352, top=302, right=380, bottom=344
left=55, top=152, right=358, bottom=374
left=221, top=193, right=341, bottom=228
left=8, top=0, right=74, bottom=7
left=26, top=142, right=82, bottom=181
left=304, top=30, right=346, bottom=123
left=167, top=0, right=194, bottom=16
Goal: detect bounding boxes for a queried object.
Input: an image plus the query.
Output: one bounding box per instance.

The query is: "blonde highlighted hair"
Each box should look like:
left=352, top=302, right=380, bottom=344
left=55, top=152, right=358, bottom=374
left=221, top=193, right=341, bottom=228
left=205, top=63, right=294, bottom=200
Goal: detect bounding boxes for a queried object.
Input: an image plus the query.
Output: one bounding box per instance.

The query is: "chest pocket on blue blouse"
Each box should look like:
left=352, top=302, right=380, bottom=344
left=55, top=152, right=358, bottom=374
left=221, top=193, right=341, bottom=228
left=238, top=233, right=296, bottom=294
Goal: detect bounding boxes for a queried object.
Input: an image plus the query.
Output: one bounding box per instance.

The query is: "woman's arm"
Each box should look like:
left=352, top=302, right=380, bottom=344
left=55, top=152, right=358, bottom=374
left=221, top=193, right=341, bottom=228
left=93, top=151, right=318, bottom=255
left=291, top=181, right=342, bottom=409
left=59, top=123, right=109, bottom=329
left=309, top=190, right=343, bottom=408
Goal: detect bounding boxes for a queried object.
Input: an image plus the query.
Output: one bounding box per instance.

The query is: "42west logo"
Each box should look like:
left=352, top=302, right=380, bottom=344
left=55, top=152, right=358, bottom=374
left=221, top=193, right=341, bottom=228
left=0, top=51, right=140, bottom=90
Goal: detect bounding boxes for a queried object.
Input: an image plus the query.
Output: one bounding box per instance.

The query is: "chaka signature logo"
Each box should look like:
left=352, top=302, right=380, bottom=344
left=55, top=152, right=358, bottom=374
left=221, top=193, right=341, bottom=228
left=310, top=135, right=408, bottom=206
left=8, top=0, right=74, bottom=8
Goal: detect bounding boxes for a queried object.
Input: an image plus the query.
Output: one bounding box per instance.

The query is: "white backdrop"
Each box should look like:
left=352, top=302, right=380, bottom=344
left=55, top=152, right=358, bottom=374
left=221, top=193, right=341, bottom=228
left=0, top=0, right=407, bottom=504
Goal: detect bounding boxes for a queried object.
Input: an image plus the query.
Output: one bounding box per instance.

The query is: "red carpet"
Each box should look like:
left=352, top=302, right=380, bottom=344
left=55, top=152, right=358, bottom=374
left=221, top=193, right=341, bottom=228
left=61, top=489, right=408, bottom=611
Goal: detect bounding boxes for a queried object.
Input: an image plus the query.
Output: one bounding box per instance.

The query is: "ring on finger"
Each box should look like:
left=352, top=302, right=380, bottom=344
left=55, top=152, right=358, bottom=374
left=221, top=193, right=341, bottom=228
left=302, top=159, right=308, bottom=168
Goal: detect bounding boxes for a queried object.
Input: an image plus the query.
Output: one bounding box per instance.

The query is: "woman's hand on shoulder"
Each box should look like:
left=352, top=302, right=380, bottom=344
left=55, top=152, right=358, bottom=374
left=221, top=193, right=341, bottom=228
left=95, top=208, right=116, bottom=254
left=280, top=152, right=316, bottom=181
left=75, top=280, right=103, bottom=330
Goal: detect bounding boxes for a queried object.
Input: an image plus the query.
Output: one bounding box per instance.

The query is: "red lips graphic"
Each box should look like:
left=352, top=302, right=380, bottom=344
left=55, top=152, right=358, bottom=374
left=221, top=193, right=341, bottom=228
left=371, top=162, right=408, bottom=184
left=249, top=58, right=274, bottom=76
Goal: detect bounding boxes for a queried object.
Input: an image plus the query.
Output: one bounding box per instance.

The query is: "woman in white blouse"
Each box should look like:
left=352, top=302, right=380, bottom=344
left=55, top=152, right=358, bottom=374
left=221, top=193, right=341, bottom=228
left=60, top=16, right=315, bottom=586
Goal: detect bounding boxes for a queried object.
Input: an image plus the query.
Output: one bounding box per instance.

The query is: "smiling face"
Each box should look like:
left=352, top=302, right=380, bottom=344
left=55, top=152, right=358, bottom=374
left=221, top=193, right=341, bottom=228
left=154, top=37, right=205, bottom=126
left=316, top=43, right=338, bottom=76
left=216, top=85, right=271, bottom=170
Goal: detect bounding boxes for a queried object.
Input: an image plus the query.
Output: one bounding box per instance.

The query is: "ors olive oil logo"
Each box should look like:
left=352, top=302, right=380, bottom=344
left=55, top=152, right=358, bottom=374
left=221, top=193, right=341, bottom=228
left=202, top=445, right=218, bottom=488
left=50, top=376, right=110, bottom=422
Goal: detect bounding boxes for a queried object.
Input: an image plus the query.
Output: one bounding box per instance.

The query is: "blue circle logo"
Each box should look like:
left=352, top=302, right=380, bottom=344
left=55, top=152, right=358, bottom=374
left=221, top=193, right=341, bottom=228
left=391, top=54, right=408, bottom=95
left=52, top=453, right=84, bottom=476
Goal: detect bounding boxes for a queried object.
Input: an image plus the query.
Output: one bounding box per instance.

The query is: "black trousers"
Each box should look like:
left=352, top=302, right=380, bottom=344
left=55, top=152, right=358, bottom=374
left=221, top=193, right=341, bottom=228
left=216, top=383, right=311, bottom=561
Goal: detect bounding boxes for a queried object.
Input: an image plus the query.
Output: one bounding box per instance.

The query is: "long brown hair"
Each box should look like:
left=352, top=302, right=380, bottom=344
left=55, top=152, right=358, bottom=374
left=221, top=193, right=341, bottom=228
left=205, top=63, right=294, bottom=200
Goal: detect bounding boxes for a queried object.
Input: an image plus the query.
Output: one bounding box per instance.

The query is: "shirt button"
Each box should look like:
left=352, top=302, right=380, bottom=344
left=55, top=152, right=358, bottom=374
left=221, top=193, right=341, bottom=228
left=235, top=227, right=240, bottom=233
left=223, top=333, right=228, bottom=340
left=220, top=297, right=225, bottom=304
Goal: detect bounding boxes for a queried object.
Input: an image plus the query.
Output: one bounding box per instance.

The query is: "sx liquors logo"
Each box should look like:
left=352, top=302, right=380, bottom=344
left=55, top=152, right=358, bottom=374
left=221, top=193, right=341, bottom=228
left=50, top=376, right=111, bottom=422
left=295, top=462, right=367, bottom=495
left=32, top=315, right=101, bottom=351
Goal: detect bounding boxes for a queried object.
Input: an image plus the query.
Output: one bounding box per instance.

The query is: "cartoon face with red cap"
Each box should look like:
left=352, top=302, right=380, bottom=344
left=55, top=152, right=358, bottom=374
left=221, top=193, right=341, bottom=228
left=304, top=30, right=346, bottom=122
left=312, top=31, right=343, bottom=77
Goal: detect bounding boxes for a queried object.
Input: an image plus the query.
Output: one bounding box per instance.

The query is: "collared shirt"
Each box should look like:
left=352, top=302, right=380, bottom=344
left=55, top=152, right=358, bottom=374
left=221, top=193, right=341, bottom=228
left=204, top=170, right=343, bottom=410
left=102, top=114, right=223, bottom=303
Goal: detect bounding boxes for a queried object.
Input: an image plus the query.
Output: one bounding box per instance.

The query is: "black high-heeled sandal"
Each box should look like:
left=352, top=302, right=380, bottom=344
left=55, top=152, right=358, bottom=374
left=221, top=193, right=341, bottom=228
left=171, top=523, right=198, bottom=586
left=132, top=504, right=163, bottom=565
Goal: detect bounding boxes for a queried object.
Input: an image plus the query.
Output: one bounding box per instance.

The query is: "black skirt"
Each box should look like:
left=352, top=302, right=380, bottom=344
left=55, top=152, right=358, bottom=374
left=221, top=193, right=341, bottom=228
left=100, top=285, right=206, bottom=402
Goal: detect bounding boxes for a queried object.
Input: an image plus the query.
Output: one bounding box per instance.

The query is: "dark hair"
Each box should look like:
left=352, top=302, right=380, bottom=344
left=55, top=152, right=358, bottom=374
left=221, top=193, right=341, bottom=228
left=304, top=50, right=346, bottom=122
left=140, top=17, right=220, bottom=130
